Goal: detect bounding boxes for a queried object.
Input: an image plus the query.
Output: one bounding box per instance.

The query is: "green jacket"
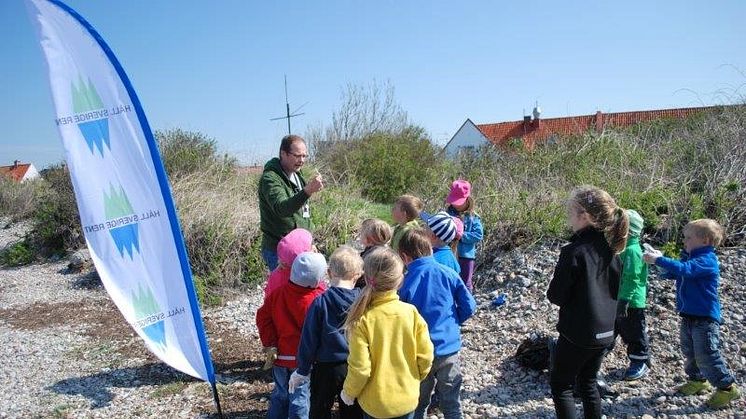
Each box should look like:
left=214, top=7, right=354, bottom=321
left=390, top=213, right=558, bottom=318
left=618, top=235, right=648, bottom=308
left=391, top=220, right=420, bottom=252
left=258, top=158, right=314, bottom=251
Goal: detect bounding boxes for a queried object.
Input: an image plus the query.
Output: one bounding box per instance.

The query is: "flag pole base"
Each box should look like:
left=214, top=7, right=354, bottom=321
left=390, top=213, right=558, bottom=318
left=211, top=381, right=223, bottom=418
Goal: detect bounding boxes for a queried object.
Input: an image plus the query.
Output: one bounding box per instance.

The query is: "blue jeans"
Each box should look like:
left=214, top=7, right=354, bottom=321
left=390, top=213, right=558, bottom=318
left=679, top=317, right=735, bottom=389
left=262, top=248, right=279, bottom=272
left=269, top=366, right=310, bottom=419
left=415, top=352, right=462, bottom=419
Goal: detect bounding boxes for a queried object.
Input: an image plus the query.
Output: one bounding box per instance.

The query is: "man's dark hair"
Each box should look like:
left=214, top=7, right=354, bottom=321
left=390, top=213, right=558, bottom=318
left=279, top=135, right=305, bottom=155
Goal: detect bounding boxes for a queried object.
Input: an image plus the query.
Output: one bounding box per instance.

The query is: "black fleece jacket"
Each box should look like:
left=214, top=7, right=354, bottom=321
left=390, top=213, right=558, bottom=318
left=547, top=227, right=622, bottom=348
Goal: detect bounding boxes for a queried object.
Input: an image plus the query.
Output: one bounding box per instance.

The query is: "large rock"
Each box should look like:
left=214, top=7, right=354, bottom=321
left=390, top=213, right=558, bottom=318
left=67, top=249, right=91, bottom=272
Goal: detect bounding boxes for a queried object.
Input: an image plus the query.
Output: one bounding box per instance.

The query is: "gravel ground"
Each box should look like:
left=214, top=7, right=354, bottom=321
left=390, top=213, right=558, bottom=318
left=1, top=218, right=744, bottom=418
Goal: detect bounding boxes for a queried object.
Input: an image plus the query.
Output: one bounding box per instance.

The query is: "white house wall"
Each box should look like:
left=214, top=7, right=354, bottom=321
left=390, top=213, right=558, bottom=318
left=21, top=164, right=40, bottom=182
left=444, top=119, right=490, bottom=158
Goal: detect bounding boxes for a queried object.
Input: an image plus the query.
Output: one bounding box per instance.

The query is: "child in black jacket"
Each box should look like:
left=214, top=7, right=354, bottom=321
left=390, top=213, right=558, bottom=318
left=547, top=185, right=628, bottom=419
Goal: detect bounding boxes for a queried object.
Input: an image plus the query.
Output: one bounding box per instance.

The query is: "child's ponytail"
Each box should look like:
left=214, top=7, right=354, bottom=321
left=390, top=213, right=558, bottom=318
left=569, top=185, right=629, bottom=254
left=606, top=206, right=630, bottom=254
left=342, top=247, right=404, bottom=334
left=343, top=286, right=374, bottom=335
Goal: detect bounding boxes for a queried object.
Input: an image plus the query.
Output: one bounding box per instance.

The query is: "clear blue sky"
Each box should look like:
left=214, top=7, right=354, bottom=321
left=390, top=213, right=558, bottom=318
left=2, top=0, right=745, bottom=169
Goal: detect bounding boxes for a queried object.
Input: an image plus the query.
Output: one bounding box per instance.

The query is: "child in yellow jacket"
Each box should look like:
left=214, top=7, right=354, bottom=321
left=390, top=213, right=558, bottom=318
left=341, top=247, right=434, bottom=419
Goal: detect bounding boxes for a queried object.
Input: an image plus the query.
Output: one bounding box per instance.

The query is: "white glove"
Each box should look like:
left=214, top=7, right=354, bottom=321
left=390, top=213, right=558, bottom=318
left=642, top=243, right=662, bottom=263
left=340, top=389, right=355, bottom=406
left=288, top=371, right=309, bottom=394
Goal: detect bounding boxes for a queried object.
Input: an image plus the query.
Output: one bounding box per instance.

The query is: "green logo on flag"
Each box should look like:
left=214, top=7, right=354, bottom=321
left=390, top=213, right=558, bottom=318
left=71, top=76, right=110, bottom=156
left=103, top=184, right=139, bottom=258
left=132, top=283, right=167, bottom=349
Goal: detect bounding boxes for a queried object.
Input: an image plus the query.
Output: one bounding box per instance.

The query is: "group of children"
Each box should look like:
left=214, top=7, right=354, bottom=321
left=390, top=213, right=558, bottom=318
left=256, top=181, right=482, bottom=418
left=257, top=180, right=740, bottom=419
left=547, top=185, right=740, bottom=418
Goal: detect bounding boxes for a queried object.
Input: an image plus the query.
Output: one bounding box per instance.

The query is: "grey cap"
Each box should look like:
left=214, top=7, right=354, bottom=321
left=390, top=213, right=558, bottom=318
left=290, top=252, right=327, bottom=288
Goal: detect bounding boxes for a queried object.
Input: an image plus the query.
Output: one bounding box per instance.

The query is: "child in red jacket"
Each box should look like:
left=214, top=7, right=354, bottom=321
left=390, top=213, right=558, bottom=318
left=257, top=252, right=327, bottom=419
left=263, top=228, right=314, bottom=300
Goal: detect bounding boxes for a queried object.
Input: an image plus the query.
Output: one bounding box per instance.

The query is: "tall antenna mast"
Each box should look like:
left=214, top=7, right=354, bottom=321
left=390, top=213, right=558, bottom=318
left=270, top=75, right=306, bottom=135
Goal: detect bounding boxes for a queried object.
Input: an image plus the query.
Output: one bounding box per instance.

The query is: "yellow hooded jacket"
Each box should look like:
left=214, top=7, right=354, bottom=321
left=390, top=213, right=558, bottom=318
left=343, top=290, right=434, bottom=418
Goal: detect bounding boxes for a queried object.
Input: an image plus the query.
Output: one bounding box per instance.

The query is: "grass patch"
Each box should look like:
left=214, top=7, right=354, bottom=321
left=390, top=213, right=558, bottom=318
left=150, top=382, right=188, bottom=399
left=51, top=404, right=74, bottom=418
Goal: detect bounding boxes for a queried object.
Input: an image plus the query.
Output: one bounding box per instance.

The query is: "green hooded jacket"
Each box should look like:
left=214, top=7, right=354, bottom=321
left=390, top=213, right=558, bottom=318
left=618, top=235, right=648, bottom=308
left=258, top=157, right=314, bottom=252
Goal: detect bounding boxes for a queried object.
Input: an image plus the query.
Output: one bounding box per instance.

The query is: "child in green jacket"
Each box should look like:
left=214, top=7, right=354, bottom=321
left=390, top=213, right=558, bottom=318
left=390, top=195, right=423, bottom=252
left=616, top=209, right=650, bottom=380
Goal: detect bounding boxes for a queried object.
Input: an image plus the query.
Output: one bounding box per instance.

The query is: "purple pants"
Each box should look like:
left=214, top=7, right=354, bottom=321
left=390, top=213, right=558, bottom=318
left=458, top=258, right=475, bottom=292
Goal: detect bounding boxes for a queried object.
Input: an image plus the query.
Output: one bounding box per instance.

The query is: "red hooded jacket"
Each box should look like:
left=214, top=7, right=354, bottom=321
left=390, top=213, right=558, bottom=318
left=256, top=281, right=325, bottom=368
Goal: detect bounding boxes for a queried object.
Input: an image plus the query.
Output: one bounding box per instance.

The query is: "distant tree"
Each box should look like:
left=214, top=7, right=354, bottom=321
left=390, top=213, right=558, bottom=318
left=307, top=80, right=409, bottom=156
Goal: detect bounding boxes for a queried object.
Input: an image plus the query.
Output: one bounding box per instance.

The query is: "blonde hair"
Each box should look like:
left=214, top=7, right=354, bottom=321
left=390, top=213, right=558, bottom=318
left=685, top=219, right=724, bottom=247
left=395, top=195, right=424, bottom=222
left=360, top=218, right=392, bottom=246
left=568, top=185, right=629, bottom=254
left=328, top=245, right=364, bottom=281
left=342, top=247, right=404, bottom=334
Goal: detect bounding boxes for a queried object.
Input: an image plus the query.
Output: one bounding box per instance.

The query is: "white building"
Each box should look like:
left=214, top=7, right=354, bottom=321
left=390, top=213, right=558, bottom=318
left=442, top=119, right=490, bottom=158
left=0, top=161, right=41, bottom=182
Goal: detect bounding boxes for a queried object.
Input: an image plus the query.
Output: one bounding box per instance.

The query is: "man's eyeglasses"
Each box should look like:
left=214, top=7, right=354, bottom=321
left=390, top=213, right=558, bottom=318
left=286, top=151, right=308, bottom=159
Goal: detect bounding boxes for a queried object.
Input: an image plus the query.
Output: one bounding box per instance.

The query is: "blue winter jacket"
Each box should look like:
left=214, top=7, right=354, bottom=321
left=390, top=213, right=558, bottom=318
left=296, top=286, right=362, bottom=375
left=433, top=246, right=461, bottom=274
left=447, top=207, right=484, bottom=260
left=398, top=256, right=476, bottom=356
left=655, top=246, right=722, bottom=323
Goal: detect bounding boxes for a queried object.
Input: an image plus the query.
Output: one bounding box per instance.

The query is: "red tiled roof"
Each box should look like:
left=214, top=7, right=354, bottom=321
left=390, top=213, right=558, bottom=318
left=0, top=163, right=31, bottom=182
left=476, top=106, right=724, bottom=148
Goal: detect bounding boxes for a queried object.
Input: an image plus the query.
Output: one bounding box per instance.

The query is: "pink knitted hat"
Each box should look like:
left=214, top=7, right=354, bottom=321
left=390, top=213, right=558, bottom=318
left=277, top=228, right=313, bottom=267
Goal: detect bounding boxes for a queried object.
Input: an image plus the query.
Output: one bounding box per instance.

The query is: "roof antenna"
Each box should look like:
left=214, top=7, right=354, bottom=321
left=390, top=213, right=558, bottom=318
left=270, top=75, right=307, bottom=135
left=532, top=100, right=542, bottom=120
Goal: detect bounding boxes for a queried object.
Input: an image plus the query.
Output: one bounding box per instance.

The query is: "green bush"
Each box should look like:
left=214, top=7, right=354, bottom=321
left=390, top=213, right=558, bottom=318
left=0, top=240, right=34, bottom=266
left=319, top=125, right=449, bottom=203
left=156, top=128, right=237, bottom=179
left=0, top=176, right=47, bottom=221
left=28, top=164, right=84, bottom=256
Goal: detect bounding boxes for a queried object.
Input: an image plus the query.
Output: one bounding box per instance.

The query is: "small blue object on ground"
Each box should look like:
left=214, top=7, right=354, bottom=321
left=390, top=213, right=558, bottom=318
left=491, top=293, right=507, bottom=307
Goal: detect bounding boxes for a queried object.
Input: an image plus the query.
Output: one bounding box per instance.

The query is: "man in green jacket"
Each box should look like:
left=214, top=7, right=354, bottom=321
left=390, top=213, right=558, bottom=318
left=616, top=209, right=650, bottom=381
left=258, top=135, right=323, bottom=271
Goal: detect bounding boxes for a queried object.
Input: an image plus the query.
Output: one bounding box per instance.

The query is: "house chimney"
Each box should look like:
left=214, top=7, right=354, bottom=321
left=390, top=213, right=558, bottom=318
left=13, top=160, right=19, bottom=169
left=595, top=110, right=603, bottom=133
left=532, top=104, right=542, bottom=129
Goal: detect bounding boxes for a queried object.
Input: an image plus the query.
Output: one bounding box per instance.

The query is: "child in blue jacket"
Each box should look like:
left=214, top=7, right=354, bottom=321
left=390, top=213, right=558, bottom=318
left=445, top=179, right=483, bottom=292
left=643, top=219, right=740, bottom=409
left=421, top=210, right=461, bottom=274
left=397, top=228, right=476, bottom=419
left=291, top=246, right=365, bottom=418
